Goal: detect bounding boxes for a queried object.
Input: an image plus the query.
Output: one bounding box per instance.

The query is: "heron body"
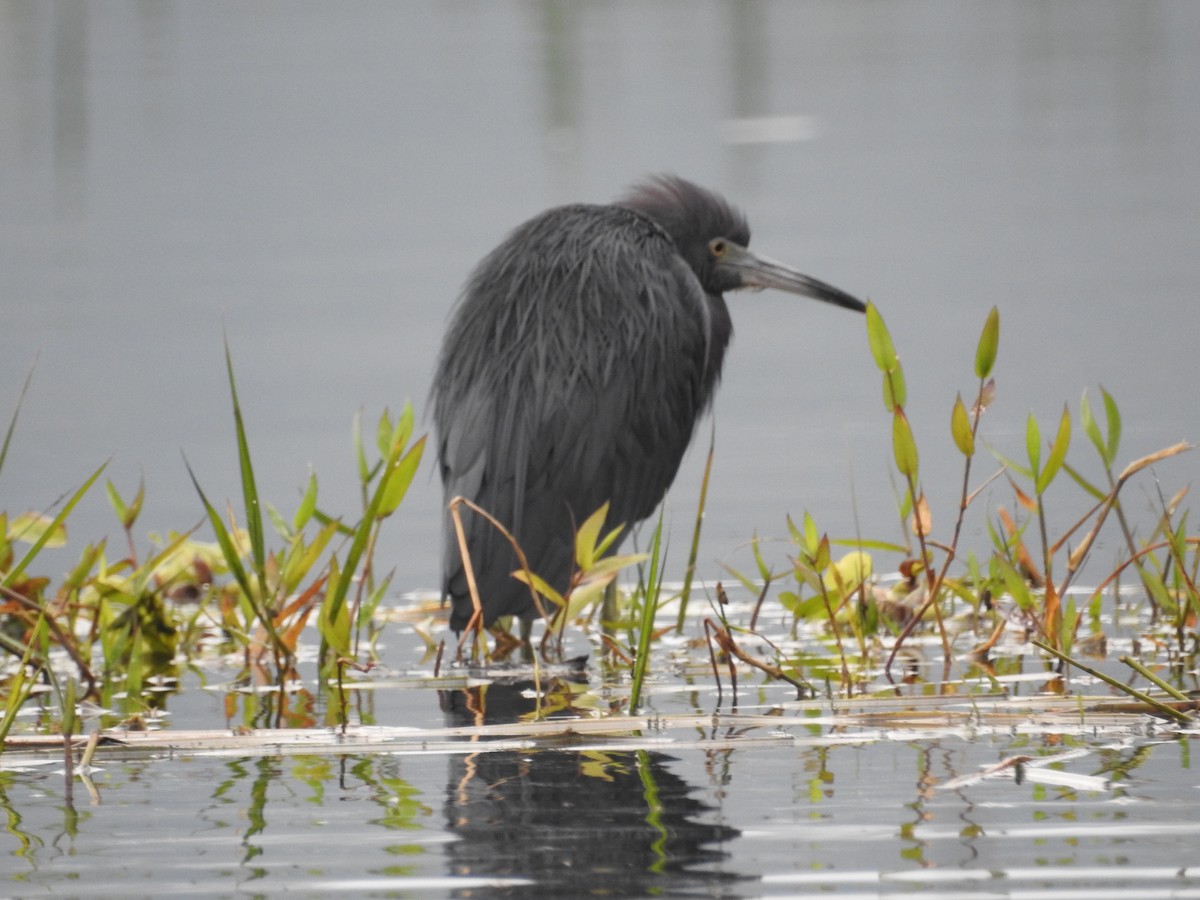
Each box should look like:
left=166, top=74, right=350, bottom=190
left=433, top=176, right=864, bottom=633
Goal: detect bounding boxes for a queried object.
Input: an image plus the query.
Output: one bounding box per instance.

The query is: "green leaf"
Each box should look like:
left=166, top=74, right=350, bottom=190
left=1101, top=386, right=1121, bottom=467
left=8, top=511, right=67, bottom=548
left=814, top=534, right=831, bottom=573
left=1059, top=595, right=1078, bottom=656
left=319, top=555, right=352, bottom=659
left=377, top=436, right=426, bottom=518
left=511, top=568, right=565, bottom=608
left=353, top=410, right=371, bottom=484
left=881, top=359, right=906, bottom=412
left=185, top=458, right=259, bottom=626
left=562, top=578, right=612, bottom=620
left=975, top=306, right=1000, bottom=379
left=822, top=550, right=872, bottom=596
left=293, top=470, right=318, bottom=532
left=1080, top=390, right=1105, bottom=463
left=391, top=403, right=415, bottom=457
left=1025, top=412, right=1041, bottom=479
left=995, top=554, right=1034, bottom=612
left=786, top=514, right=802, bottom=548
left=1036, top=404, right=1071, bottom=496
left=951, top=393, right=974, bottom=457
left=892, top=407, right=919, bottom=479
left=583, top=552, right=648, bottom=581
left=803, top=511, right=821, bottom=558
left=281, top=519, right=339, bottom=594
left=828, top=536, right=908, bottom=554
left=106, top=480, right=129, bottom=525
left=985, top=442, right=1034, bottom=481
left=376, top=408, right=393, bottom=459
left=865, top=302, right=897, bottom=372
left=751, top=535, right=771, bottom=583
left=594, top=523, right=626, bottom=559
left=265, top=502, right=291, bottom=539
left=573, top=503, right=610, bottom=571
left=1062, top=461, right=1107, bottom=503
left=63, top=541, right=104, bottom=591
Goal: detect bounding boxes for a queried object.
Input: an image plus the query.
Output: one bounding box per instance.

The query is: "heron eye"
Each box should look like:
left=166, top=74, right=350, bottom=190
left=709, top=238, right=727, bottom=257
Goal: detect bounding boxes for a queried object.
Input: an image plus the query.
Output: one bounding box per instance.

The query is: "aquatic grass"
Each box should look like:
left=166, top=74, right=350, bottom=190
left=3, top=295, right=1199, bottom=745
left=0, top=342, right=428, bottom=739
left=628, top=508, right=666, bottom=713
left=674, top=428, right=714, bottom=632
left=740, top=302, right=1198, bottom=705
left=0, top=357, right=37, bottom=485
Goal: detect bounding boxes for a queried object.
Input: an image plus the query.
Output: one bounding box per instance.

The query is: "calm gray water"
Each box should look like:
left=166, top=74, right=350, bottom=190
left=4, top=730, right=1199, bottom=898
left=3, top=2, right=1200, bottom=896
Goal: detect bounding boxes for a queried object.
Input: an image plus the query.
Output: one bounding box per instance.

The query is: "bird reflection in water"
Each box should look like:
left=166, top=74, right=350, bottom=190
left=440, top=678, right=740, bottom=897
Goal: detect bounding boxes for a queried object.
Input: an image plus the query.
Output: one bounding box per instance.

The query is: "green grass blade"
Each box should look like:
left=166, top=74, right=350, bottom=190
left=223, top=336, right=266, bottom=577
left=3, top=460, right=107, bottom=588
left=184, top=456, right=286, bottom=658
left=629, top=508, right=666, bottom=714
left=676, top=427, right=713, bottom=632
left=322, top=435, right=421, bottom=635
left=0, top=356, right=37, bottom=483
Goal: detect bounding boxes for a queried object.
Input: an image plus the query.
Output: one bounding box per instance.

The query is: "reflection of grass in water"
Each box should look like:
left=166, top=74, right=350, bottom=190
left=1, top=306, right=1197, bottom=750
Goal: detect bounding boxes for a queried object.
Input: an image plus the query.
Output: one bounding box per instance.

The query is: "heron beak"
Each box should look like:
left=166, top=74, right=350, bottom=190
left=724, top=244, right=866, bottom=313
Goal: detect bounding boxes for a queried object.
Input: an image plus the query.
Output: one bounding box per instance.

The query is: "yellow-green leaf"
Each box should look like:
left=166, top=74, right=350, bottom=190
left=391, top=402, right=415, bottom=458
left=574, top=502, right=610, bottom=571
left=511, top=568, right=565, bottom=608
left=995, top=554, right=1034, bottom=611
left=804, top=512, right=821, bottom=559
left=293, top=470, right=318, bottom=531
left=378, top=436, right=426, bottom=518
left=1036, top=404, right=1071, bottom=496
left=1100, top=386, right=1121, bottom=467
left=585, top=553, right=648, bottom=581
left=975, top=306, right=1000, bottom=379
left=1025, top=411, right=1041, bottom=478
left=562, top=578, right=611, bottom=620
left=892, top=408, right=919, bottom=478
left=814, top=534, right=831, bottom=572
left=865, top=302, right=896, bottom=372
left=8, top=511, right=67, bottom=548
left=1080, top=390, right=1104, bottom=464
left=881, top=359, right=906, bottom=412
left=105, top=480, right=128, bottom=525
left=375, top=408, right=393, bottom=460
left=951, top=393, right=974, bottom=457
left=822, top=550, right=872, bottom=596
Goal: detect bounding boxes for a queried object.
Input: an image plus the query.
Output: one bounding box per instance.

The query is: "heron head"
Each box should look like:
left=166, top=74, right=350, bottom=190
left=709, top=238, right=866, bottom=312
left=620, top=174, right=865, bottom=312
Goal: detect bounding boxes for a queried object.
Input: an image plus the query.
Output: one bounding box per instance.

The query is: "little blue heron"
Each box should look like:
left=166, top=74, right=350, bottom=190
left=433, top=175, right=865, bottom=633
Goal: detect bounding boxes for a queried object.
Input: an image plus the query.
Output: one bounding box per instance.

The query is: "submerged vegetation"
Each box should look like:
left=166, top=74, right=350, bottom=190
left=1, top=306, right=1197, bottom=751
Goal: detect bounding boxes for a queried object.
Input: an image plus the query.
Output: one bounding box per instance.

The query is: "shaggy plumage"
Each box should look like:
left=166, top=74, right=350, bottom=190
left=432, top=175, right=863, bottom=632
